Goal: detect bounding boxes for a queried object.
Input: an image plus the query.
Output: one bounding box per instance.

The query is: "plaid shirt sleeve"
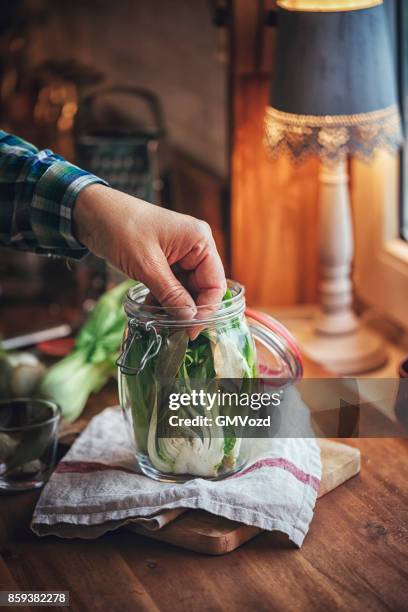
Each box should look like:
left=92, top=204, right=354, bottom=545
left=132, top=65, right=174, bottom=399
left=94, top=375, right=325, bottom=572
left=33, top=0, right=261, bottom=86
left=0, top=130, right=108, bottom=259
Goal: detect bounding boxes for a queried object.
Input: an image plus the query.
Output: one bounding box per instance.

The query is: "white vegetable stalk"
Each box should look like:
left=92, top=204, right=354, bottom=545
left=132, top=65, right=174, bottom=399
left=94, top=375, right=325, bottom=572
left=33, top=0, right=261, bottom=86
left=147, top=397, right=225, bottom=477
left=38, top=351, right=112, bottom=422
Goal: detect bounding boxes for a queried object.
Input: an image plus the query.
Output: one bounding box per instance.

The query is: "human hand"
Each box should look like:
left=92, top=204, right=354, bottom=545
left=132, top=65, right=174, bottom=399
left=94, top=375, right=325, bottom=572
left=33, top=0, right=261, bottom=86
left=73, top=184, right=226, bottom=317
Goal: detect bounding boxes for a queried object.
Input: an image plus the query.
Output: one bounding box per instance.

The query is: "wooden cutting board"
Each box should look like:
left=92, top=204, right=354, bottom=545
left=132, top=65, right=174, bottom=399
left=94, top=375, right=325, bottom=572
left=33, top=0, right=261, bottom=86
left=128, top=439, right=361, bottom=555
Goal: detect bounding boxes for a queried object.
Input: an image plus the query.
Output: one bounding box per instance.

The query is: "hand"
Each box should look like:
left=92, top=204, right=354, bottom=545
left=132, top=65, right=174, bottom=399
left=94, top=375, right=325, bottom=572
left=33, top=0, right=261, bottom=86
left=73, top=184, right=226, bottom=317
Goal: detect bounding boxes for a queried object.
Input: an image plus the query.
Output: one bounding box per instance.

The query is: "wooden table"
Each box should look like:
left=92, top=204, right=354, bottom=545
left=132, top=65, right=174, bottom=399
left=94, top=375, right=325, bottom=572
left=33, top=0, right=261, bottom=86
left=1, top=305, right=408, bottom=611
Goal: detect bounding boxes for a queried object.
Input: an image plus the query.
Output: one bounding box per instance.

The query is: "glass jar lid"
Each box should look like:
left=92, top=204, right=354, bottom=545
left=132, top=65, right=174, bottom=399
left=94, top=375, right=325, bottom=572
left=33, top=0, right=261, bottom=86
left=118, top=280, right=303, bottom=382
left=124, top=280, right=246, bottom=329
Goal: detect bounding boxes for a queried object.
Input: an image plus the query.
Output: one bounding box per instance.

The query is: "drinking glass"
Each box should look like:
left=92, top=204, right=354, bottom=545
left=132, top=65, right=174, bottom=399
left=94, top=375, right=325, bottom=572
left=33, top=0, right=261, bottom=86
left=0, top=399, right=60, bottom=491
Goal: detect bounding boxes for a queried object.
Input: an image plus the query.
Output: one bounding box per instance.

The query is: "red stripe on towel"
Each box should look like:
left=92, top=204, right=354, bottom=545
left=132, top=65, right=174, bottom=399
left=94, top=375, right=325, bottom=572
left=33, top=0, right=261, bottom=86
left=232, top=457, right=320, bottom=491
left=55, top=461, right=137, bottom=475
left=55, top=458, right=320, bottom=492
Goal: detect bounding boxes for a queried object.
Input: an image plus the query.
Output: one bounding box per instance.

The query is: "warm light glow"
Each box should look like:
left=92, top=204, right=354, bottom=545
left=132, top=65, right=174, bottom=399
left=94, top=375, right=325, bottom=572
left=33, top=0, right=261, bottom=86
left=277, top=0, right=382, bottom=12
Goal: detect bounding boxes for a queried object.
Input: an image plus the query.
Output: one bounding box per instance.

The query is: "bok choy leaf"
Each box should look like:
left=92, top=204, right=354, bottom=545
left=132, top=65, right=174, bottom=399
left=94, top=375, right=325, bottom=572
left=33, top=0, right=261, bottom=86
left=38, top=280, right=133, bottom=422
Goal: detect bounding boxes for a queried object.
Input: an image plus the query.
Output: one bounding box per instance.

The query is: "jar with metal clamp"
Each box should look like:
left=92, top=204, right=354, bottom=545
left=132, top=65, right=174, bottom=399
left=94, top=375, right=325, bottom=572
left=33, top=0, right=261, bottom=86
left=117, top=280, right=302, bottom=482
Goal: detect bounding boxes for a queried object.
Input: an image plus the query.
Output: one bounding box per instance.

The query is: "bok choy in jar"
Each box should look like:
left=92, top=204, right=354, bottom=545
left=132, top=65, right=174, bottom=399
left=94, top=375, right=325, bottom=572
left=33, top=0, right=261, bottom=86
left=118, top=281, right=257, bottom=482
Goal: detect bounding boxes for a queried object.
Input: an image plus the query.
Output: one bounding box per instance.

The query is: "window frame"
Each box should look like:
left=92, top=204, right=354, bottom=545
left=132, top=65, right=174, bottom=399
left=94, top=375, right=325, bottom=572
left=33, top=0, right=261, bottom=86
left=399, top=0, right=408, bottom=240
left=352, top=151, right=408, bottom=330
left=352, top=0, right=408, bottom=331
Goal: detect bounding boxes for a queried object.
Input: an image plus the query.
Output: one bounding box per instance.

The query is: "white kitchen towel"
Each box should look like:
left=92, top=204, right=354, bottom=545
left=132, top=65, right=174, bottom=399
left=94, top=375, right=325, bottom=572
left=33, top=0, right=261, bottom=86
left=31, top=392, right=321, bottom=547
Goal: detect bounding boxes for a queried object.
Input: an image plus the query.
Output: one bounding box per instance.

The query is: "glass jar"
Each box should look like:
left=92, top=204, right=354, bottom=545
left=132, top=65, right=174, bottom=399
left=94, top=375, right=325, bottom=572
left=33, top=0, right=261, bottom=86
left=118, top=280, right=302, bottom=482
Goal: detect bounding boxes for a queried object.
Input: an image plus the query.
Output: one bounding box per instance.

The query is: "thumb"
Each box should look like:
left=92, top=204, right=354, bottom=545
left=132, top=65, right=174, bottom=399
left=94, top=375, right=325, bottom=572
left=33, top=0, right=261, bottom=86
left=141, top=251, right=197, bottom=319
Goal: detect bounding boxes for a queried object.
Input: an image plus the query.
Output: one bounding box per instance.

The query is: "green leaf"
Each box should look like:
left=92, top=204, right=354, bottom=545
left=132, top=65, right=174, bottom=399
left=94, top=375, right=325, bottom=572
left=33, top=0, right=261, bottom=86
left=37, top=280, right=134, bottom=422
left=123, top=330, right=157, bottom=453
left=75, top=279, right=134, bottom=363
left=224, top=436, right=236, bottom=455
left=154, top=330, right=189, bottom=380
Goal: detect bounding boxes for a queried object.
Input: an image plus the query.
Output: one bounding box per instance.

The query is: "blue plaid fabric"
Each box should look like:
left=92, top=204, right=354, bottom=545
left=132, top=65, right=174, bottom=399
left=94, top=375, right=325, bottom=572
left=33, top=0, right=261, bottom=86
left=0, top=130, right=107, bottom=259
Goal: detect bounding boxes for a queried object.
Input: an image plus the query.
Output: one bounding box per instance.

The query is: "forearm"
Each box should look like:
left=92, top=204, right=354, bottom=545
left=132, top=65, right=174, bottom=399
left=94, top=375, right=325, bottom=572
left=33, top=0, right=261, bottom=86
left=73, top=183, right=121, bottom=254
left=0, top=131, right=106, bottom=259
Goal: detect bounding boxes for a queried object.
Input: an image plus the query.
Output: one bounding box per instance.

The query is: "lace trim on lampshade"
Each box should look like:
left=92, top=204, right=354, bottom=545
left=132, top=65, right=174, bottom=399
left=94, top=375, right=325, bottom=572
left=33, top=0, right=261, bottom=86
left=264, top=104, right=402, bottom=162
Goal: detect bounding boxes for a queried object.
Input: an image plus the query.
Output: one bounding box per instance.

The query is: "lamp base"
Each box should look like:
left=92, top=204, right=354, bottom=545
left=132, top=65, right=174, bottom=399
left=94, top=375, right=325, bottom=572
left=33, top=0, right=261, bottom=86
left=297, top=324, right=387, bottom=375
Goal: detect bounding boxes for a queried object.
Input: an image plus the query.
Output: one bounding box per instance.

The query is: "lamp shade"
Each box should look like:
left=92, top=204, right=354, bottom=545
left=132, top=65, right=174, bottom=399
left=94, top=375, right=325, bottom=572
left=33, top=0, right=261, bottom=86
left=265, top=1, right=402, bottom=161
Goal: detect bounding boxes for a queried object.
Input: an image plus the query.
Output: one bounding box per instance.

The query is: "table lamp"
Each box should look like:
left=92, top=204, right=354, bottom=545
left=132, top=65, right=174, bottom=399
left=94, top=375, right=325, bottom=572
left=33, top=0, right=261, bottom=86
left=265, top=0, right=402, bottom=374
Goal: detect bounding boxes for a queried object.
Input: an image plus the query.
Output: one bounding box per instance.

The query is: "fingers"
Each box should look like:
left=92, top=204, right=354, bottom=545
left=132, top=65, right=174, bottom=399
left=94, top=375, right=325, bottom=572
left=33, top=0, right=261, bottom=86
left=140, top=249, right=197, bottom=319
left=178, top=233, right=226, bottom=318
left=115, top=203, right=226, bottom=323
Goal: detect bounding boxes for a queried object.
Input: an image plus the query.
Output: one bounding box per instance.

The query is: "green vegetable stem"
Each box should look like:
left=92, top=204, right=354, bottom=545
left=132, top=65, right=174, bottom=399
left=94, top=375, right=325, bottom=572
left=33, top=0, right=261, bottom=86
left=38, top=280, right=134, bottom=422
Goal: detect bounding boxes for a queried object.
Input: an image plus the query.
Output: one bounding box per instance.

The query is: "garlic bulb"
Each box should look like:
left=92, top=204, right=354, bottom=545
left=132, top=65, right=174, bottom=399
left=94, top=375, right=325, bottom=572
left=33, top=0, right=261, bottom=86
left=0, top=352, right=46, bottom=398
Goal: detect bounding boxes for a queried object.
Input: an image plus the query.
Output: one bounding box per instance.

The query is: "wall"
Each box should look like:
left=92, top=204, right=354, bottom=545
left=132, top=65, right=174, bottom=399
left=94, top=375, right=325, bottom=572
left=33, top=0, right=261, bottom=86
left=230, top=0, right=319, bottom=306
left=27, top=0, right=228, bottom=177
